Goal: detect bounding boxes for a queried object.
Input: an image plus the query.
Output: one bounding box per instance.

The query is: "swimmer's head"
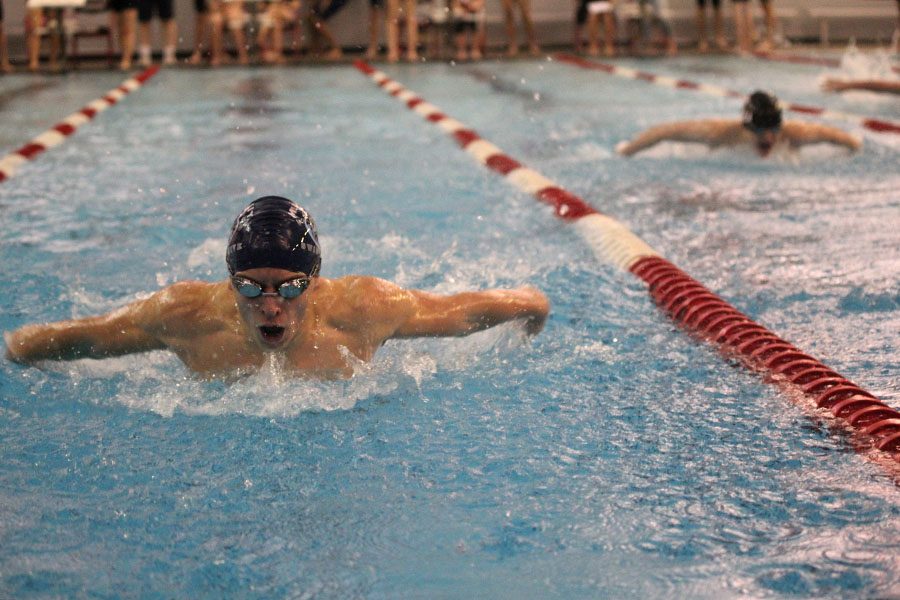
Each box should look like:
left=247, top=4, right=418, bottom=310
left=226, top=196, right=321, bottom=277
left=742, top=90, right=782, bottom=132
left=742, top=91, right=783, bottom=156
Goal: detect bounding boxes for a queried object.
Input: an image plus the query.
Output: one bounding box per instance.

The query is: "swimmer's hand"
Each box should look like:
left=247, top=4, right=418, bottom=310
left=515, top=286, right=549, bottom=336
left=4, top=328, right=35, bottom=364
left=616, top=141, right=634, bottom=156
left=821, top=78, right=848, bottom=93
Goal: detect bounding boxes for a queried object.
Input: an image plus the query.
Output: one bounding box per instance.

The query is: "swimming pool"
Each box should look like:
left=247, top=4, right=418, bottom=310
left=1, top=54, right=898, bottom=597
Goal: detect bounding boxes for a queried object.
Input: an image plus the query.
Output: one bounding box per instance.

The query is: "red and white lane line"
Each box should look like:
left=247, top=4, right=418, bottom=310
left=0, top=65, right=160, bottom=183
left=751, top=50, right=900, bottom=74
left=553, top=53, right=900, bottom=135
left=354, top=59, right=900, bottom=469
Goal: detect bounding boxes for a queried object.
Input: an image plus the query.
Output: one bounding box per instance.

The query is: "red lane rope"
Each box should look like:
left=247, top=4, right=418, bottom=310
left=0, top=66, right=160, bottom=183
left=553, top=53, right=900, bottom=135
left=354, top=59, right=900, bottom=474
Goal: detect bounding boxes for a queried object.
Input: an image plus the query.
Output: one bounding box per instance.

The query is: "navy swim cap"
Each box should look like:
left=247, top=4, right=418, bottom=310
left=226, top=196, right=321, bottom=276
left=742, top=90, right=782, bottom=131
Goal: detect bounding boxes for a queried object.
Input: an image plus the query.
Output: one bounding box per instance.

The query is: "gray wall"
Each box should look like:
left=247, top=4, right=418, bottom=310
left=3, top=0, right=898, bottom=59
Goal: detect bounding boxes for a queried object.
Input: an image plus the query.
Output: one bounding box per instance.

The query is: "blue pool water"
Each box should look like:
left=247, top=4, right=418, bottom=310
left=1, top=54, right=899, bottom=598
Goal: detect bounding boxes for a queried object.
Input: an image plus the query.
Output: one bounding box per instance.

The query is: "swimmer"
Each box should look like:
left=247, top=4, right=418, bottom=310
left=5, top=196, right=549, bottom=380
left=616, top=90, right=862, bottom=158
left=822, top=78, right=900, bottom=96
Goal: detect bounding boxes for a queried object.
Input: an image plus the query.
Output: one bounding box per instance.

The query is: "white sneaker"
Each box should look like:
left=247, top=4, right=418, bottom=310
left=139, top=46, right=152, bottom=67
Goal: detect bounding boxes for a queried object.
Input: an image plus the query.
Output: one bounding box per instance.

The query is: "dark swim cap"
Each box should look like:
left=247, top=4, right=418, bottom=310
left=742, top=90, right=783, bottom=131
left=226, top=196, right=321, bottom=276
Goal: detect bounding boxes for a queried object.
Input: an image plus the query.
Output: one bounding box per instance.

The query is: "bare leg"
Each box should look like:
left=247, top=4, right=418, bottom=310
left=603, top=12, right=615, bottom=55
left=733, top=1, right=751, bottom=53
left=713, top=5, right=726, bottom=49
left=386, top=0, right=400, bottom=61
left=366, top=5, right=381, bottom=58
left=501, top=0, right=517, bottom=56
left=27, top=9, right=42, bottom=71
left=756, top=0, right=775, bottom=50
left=163, top=18, right=177, bottom=64
left=189, top=11, right=209, bottom=63
left=586, top=12, right=599, bottom=55
left=404, top=0, right=417, bottom=61
left=0, top=21, right=12, bottom=72
left=116, top=8, right=137, bottom=69
left=138, top=20, right=152, bottom=65
left=516, top=0, right=539, bottom=55
left=695, top=6, right=708, bottom=52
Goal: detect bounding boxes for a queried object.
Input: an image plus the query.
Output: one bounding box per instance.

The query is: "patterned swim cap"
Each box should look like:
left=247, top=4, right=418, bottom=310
left=226, top=196, right=321, bottom=276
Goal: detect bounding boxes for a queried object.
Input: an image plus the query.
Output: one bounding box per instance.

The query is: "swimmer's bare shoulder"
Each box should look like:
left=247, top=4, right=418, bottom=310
left=3, top=280, right=217, bottom=363
left=143, top=280, right=237, bottom=340
left=315, top=275, right=417, bottom=341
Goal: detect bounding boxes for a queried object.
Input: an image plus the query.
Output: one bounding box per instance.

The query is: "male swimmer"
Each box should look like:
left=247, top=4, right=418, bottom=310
left=5, top=197, right=549, bottom=380
left=616, top=90, right=862, bottom=158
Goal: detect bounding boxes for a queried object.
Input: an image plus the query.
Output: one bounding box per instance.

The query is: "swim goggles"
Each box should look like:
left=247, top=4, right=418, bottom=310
left=231, top=275, right=310, bottom=299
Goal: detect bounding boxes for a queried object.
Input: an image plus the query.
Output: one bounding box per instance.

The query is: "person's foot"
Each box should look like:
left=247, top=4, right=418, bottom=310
left=405, top=50, right=418, bottom=62
left=1, top=61, right=13, bottom=74
left=188, top=50, right=203, bottom=65
left=698, top=39, right=709, bottom=53
left=587, top=43, right=599, bottom=57
left=528, top=43, right=540, bottom=57
left=506, top=44, right=518, bottom=57
left=470, top=47, right=482, bottom=60
left=325, top=47, right=342, bottom=60
left=455, top=50, right=468, bottom=62
left=714, top=36, right=728, bottom=51
left=604, top=44, right=615, bottom=57
left=754, top=39, right=772, bottom=53
left=365, top=46, right=378, bottom=59
left=28, top=61, right=40, bottom=73
left=387, top=50, right=399, bottom=63
left=237, top=52, right=249, bottom=65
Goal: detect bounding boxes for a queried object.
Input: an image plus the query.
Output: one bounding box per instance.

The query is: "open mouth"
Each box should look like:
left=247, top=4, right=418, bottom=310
left=258, top=325, right=286, bottom=345
left=757, top=141, right=774, bottom=155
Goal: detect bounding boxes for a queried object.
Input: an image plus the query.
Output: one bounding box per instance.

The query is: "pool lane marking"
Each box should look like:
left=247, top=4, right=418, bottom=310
left=751, top=50, right=900, bottom=74
left=553, top=53, right=900, bottom=136
left=0, top=66, right=160, bottom=183
left=354, top=59, right=900, bottom=468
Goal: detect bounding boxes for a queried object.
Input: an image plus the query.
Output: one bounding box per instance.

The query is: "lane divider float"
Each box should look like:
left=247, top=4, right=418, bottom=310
left=0, top=65, right=160, bottom=183
left=553, top=53, right=900, bottom=135
left=353, top=59, right=900, bottom=470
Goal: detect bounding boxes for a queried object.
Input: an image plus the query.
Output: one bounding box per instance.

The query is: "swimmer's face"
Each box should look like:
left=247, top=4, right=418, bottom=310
left=751, top=127, right=780, bottom=157
left=232, top=267, right=314, bottom=350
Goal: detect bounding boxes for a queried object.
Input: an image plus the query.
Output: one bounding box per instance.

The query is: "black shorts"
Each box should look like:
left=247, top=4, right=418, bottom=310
left=454, top=20, right=476, bottom=33
left=696, top=0, right=720, bottom=7
left=138, top=0, right=174, bottom=22
left=107, top=0, right=138, bottom=12
left=194, top=0, right=207, bottom=13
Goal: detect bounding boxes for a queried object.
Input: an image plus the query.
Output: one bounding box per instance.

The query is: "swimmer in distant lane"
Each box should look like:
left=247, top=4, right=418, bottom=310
left=822, top=78, right=900, bottom=96
left=5, top=196, right=549, bottom=380
left=616, top=90, right=862, bottom=158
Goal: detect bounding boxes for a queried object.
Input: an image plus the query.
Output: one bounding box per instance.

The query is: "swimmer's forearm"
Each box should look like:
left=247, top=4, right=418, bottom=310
left=5, top=318, right=164, bottom=363
left=5, top=324, right=99, bottom=362
left=466, top=287, right=549, bottom=335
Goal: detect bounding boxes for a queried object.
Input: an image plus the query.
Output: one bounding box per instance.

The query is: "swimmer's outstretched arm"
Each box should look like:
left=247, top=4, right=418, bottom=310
left=822, top=78, right=900, bottom=95
left=5, top=298, right=166, bottom=364
left=616, top=120, right=733, bottom=156
left=390, top=286, right=550, bottom=338
left=784, top=122, right=862, bottom=151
